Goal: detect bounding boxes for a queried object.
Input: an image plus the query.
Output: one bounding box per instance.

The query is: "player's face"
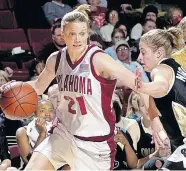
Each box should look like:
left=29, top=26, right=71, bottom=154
left=138, top=41, right=158, bottom=71
left=36, top=101, right=55, bottom=122
left=62, top=21, right=89, bottom=54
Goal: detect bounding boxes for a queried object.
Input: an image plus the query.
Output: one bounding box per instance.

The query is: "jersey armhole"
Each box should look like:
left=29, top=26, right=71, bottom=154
left=90, top=50, right=117, bottom=84
left=55, top=51, right=62, bottom=74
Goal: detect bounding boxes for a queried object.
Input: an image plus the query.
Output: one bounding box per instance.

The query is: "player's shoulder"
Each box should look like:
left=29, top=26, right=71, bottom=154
left=48, top=50, right=60, bottom=59
left=46, top=50, right=62, bottom=64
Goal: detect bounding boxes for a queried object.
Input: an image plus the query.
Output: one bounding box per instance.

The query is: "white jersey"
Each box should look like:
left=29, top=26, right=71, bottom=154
left=55, top=44, right=116, bottom=140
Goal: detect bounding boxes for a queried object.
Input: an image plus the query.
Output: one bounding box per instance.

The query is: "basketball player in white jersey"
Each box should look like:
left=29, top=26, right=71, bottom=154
left=0, top=5, right=165, bottom=171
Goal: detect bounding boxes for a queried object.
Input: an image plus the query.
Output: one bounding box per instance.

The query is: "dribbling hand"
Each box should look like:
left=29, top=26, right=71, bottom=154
left=151, top=117, right=171, bottom=157
left=0, top=80, right=16, bottom=98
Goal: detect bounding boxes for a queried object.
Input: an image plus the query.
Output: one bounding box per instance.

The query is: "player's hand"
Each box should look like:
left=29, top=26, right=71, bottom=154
left=35, top=117, right=47, bottom=135
left=0, top=80, right=16, bottom=98
left=114, top=130, right=129, bottom=146
left=135, top=68, right=143, bottom=90
left=151, top=117, right=171, bottom=157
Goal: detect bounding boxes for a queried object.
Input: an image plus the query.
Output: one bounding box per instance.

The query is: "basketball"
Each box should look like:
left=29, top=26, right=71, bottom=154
left=0, top=82, right=38, bottom=120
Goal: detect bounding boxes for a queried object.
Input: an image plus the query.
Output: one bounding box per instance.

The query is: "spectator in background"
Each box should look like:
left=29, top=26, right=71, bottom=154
left=114, top=20, right=130, bottom=41
left=107, top=0, right=141, bottom=11
left=115, top=40, right=149, bottom=82
left=78, top=0, right=107, bottom=8
left=168, top=7, right=183, bottom=26
left=29, top=60, right=45, bottom=81
left=126, top=92, right=165, bottom=170
left=38, top=18, right=66, bottom=63
left=142, top=19, right=157, bottom=35
left=131, top=5, right=158, bottom=40
left=100, top=9, right=119, bottom=43
left=43, top=0, right=72, bottom=25
left=16, top=100, right=55, bottom=166
left=105, top=28, right=126, bottom=60
left=89, top=32, right=106, bottom=49
left=128, top=19, right=156, bottom=61
left=88, top=0, right=107, bottom=28
left=112, top=100, right=138, bottom=170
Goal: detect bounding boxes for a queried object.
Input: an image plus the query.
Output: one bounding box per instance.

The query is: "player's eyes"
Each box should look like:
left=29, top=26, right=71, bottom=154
left=69, top=33, right=75, bottom=36
left=80, top=32, right=85, bottom=36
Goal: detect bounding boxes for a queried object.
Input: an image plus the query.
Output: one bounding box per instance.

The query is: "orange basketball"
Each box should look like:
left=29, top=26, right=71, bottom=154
left=0, top=82, right=38, bottom=120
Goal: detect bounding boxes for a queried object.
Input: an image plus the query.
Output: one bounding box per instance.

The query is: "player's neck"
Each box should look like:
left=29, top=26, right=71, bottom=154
left=68, top=45, right=88, bottom=64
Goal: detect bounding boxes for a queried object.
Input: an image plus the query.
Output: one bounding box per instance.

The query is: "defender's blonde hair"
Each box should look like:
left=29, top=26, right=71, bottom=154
left=140, top=27, right=184, bottom=56
left=61, top=4, right=90, bottom=31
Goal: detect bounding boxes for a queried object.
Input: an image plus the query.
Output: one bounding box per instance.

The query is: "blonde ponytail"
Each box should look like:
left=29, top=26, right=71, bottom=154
left=141, top=28, right=184, bottom=57
left=75, top=4, right=90, bottom=20
left=167, top=27, right=184, bottom=50
left=61, top=4, right=90, bottom=31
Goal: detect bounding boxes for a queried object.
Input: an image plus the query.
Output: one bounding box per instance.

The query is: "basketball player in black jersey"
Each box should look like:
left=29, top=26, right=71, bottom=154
left=136, top=27, right=186, bottom=168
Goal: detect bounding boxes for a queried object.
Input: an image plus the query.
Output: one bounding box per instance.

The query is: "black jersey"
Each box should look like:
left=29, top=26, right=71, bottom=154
left=153, top=58, right=185, bottom=150
left=136, top=118, right=155, bottom=159
left=113, top=129, right=135, bottom=170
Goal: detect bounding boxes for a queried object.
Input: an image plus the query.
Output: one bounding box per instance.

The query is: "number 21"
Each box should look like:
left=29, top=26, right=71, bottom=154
left=64, top=96, right=87, bottom=115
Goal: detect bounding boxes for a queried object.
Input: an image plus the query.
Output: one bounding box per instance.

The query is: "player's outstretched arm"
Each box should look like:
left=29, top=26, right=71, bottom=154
left=93, top=52, right=137, bottom=90
left=93, top=52, right=171, bottom=98
left=27, top=52, right=58, bottom=95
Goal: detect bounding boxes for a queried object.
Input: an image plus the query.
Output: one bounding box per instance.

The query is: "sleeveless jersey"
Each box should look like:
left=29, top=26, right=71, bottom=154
left=154, top=58, right=185, bottom=150
left=136, top=118, right=155, bottom=158
left=55, top=44, right=116, bottom=141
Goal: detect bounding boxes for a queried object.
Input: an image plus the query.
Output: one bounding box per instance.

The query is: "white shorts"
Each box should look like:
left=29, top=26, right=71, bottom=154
left=35, top=122, right=116, bottom=170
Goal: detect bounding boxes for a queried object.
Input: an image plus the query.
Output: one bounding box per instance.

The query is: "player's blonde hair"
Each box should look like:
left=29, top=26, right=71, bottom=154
left=140, top=27, right=184, bottom=57
left=61, top=4, right=90, bottom=31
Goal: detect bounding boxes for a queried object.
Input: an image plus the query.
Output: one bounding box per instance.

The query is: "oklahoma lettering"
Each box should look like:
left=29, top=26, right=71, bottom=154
left=56, top=74, right=92, bottom=95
